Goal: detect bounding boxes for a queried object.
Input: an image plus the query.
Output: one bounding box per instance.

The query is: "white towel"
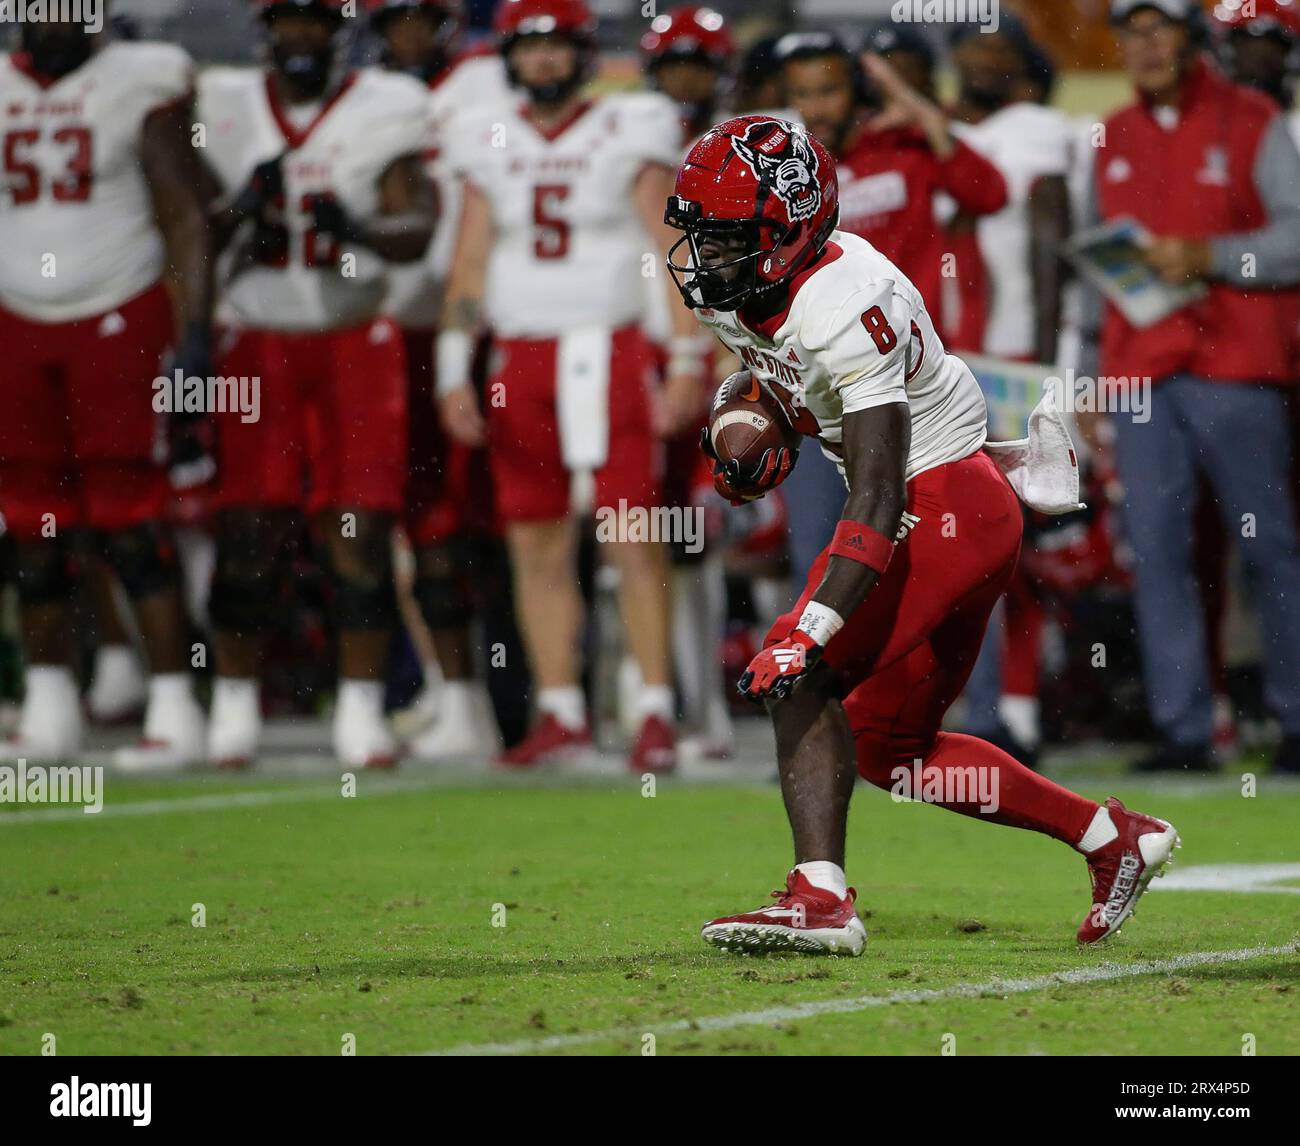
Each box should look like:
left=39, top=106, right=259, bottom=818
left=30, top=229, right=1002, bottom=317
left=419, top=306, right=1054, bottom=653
left=984, top=390, right=1085, bottom=515
left=556, top=327, right=612, bottom=472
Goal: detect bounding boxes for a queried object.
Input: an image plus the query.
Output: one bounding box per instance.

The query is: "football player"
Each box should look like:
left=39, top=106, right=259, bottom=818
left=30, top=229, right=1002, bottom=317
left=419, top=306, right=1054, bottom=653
left=368, top=0, right=514, bottom=760
left=198, top=0, right=435, bottom=768
left=1213, top=0, right=1300, bottom=125
left=943, top=21, right=1076, bottom=764
left=640, top=5, right=736, bottom=143
left=948, top=18, right=1073, bottom=366
left=439, top=0, right=705, bottom=772
left=666, top=116, right=1179, bottom=953
left=0, top=11, right=212, bottom=768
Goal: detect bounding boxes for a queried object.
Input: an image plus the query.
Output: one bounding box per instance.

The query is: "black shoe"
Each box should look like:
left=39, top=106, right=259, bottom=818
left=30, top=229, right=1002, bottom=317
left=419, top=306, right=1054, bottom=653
left=1131, top=740, right=1214, bottom=773
left=1274, top=736, right=1300, bottom=774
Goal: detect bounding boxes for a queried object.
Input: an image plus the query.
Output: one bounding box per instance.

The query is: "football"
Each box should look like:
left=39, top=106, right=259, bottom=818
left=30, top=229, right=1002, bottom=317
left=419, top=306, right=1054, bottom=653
left=705, top=370, right=801, bottom=495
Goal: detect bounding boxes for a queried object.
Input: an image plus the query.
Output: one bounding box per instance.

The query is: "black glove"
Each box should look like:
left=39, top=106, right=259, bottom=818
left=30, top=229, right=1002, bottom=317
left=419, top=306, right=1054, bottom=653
left=233, top=153, right=286, bottom=220
left=170, top=320, right=211, bottom=381
left=306, top=193, right=366, bottom=245
left=166, top=323, right=217, bottom=492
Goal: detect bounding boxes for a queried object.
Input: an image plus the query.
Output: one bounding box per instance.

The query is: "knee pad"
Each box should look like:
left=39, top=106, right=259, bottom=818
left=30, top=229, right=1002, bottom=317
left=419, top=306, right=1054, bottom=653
left=12, top=540, right=73, bottom=607
left=413, top=571, right=467, bottom=631
left=321, top=514, right=395, bottom=628
left=99, top=523, right=178, bottom=599
left=325, top=514, right=396, bottom=630
left=209, top=575, right=281, bottom=634
left=209, top=514, right=295, bottom=634
left=333, top=569, right=397, bottom=630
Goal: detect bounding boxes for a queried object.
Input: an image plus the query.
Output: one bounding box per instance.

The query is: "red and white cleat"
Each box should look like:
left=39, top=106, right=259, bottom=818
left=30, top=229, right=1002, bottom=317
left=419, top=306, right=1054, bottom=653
left=628, top=714, right=676, bottom=775
left=1077, top=796, right=1180, bottom=944
left=496, top=714, right=591, bottom=768
left=702, top=870, right=867, bottom=955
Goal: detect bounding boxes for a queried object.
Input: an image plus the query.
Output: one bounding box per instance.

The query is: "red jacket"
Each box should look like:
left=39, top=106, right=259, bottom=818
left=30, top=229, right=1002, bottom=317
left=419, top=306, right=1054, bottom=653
left=1096, top=59, right=1299, bottom=384
left=833, top=123, right=1006, bottom=325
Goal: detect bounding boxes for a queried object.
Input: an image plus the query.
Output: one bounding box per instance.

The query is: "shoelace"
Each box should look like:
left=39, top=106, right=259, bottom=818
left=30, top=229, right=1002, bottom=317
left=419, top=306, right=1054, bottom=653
left=769, top=875, right=800, bottom=907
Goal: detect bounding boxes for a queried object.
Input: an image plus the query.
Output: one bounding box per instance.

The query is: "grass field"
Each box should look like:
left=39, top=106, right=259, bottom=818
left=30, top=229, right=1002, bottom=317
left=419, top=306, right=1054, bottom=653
left=2, top=730, right=1298, bottom=1057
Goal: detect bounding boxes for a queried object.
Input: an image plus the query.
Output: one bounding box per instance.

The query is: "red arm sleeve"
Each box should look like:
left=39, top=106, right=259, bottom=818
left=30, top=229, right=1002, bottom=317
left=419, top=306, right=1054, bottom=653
left=933, top=138, right=1008, bottom=217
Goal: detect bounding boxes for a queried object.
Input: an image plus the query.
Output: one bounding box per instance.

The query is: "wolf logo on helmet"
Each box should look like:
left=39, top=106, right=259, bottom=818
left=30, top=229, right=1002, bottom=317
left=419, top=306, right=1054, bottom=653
left=729, top=120, right=822, bottom=224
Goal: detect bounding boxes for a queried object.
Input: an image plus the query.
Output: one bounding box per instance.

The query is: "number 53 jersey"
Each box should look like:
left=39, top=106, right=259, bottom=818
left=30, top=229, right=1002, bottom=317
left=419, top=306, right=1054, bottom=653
left=0, top=41, right=193, bottom=322
left=445, top=92, right=682, bottom=338
left=694, top=230, right=989, bottom=484
left=197, top=66, right=429, bottom=332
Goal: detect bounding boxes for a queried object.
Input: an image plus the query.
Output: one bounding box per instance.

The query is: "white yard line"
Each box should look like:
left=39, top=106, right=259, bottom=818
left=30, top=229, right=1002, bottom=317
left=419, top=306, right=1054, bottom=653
left=0, top=776, right=449, bottom=825
left=423, top=944, right=1297, bottom=1056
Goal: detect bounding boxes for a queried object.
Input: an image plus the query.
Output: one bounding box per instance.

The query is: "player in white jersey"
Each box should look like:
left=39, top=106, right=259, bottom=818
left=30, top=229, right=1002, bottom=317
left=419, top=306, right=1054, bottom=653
left=0, top=15, right=212, bottom=769
left=197, top=0, right=435, bottom=769
left=369, top=0, right=514, bottom=761
left=666, top=116, right=1178, bottom=953
left=438, top=0, right=705, bottom=773
left=948, top=21, right=1073, bottom=363
left=944, top=23, right=1076, bottom=766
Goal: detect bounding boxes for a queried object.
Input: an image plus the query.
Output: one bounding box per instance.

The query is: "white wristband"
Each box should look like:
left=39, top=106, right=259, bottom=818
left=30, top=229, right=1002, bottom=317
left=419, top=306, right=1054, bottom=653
left=436, top=329, right=473, bottom=398
left=669, top=333, right=713, bottom=357
left=667, top=353, right=708, bottom=378
left=796, top=601, right=845, bottom=648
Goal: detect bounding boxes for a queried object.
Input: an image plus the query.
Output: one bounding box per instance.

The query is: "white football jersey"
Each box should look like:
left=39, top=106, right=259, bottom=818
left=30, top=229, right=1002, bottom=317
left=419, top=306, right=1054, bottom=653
left=384, top=53, right=514, bottom=330
left=446, top=91, right=683, bottom=337
left=0, top=41, right=193, bottom=322
left=695, top=231, right=988, bottom=485
left=198, top=67, right=429, bottom=332
left=951, top=102, right=1074, bottom=359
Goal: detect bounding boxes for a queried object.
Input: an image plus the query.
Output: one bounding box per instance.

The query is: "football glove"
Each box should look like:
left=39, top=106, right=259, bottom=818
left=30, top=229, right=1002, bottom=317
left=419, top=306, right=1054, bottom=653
left=738, top=629, right=821, bottom=702
left=165, top=323, right=217, bottom=492
left=306, top=193, right=366, bottom=245
left=233, top=154, right=285, bottom=220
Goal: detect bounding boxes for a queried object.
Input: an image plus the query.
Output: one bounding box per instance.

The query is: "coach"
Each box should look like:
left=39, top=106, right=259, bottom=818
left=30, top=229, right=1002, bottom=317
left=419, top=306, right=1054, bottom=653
left=1088, top=0, right=1300, bottom=772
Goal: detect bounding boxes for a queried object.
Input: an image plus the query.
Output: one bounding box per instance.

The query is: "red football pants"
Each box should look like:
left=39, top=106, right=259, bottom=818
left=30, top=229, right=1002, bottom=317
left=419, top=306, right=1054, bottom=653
left=770, top=451, right=1096, bottom=844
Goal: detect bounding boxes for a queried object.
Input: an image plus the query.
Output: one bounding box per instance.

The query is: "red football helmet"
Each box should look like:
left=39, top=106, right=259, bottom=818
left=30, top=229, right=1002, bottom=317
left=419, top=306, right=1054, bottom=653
left=1212, top=0, right=1300, bottom=39
left=641, top=6, right=736, bottom=69
left=494, top=0, right=596, bottom=41
left=495, top=0, right=598, bottom=103
left=665, top=116, right=840, bottom=310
